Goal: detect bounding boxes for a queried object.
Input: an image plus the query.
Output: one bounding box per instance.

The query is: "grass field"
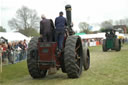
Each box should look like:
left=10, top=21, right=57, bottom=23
left=0, top=43, right=128, bottom=85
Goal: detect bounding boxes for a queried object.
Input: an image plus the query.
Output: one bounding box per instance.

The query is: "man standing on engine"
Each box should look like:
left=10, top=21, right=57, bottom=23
left=40, top=14, right=54, bottom=42
left=55, top=11, right=67, bottom=51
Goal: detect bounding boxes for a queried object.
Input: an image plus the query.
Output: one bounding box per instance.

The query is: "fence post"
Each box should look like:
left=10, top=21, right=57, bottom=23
left=0, top=50, right=2, bottom=73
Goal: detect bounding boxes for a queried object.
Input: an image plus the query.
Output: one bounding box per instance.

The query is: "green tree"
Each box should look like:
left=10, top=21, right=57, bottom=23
left=100, top=21, right=113, bottom=29
left=0, top=26, right=6, bottom=32
left=8, top=6, right=40, bottom=36
left=99, top=28, right=105, bottom=32
left=79, top=22, right=90, bottom=34
left=18, top=28, right=39, bottom=37
left=99, top=20, right=113, bottom=32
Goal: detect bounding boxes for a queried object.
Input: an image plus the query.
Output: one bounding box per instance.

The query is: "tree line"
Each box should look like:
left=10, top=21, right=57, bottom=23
left=1, top=6, right=128, bottom=35
left=0, top=26, right=6, bottom=32
left=79, top=19, right=128, bottom=34
left=8, top=6, right=40, bottom=37
left=1, top=6, right=40, bottom=37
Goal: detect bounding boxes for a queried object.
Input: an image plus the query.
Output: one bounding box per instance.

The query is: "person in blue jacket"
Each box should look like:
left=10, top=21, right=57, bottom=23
left=55, top=11, right=67, bottom=51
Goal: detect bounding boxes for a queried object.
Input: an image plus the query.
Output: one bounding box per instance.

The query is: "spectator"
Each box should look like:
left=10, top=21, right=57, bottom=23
left=22, top=39, right=27, bottom=60
left=7, top=42, right=14, bottom=64
left=2, top=42, right=8, bottom=63
left=12, top=42, right=19, bottom=63
left=18, top=41, right=25, bottom=61
left=14, top=41, right=20, bottom=62
left=1, top=40, right=28, bottom=64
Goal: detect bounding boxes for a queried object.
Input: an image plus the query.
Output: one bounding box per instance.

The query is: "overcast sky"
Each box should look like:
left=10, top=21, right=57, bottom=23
left=0, top=0, right=128, bottom=32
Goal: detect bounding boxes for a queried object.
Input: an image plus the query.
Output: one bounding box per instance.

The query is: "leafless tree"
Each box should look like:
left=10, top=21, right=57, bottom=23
left=8, top=6, right=40, bottom=31
left=79, top=22, right=90, bottom=34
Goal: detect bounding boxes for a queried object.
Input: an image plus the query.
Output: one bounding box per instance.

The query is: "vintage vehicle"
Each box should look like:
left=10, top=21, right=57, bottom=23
left=102, top=28, right=121, bottom=52
left=27, top=5, right=90, bottom=79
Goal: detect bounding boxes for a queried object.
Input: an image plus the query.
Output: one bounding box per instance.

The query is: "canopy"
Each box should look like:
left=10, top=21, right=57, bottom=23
left=0, top=32, right=30, bottom=42
left=79, top=33, right=106, bottom=39
left=79, top=32, right=125, bottom=39
left=75, top=33, right=86, bottom=35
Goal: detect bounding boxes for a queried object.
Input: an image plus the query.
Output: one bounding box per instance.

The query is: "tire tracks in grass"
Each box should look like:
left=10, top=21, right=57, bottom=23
left=2, top=44, right=128, bottom=85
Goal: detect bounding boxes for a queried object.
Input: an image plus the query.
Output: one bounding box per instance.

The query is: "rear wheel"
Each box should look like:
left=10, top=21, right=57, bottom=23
left=27, top=37, right=47, bottom=79
left=115, top=39, right=121, bottom=51
left=60, top=52, right=66, bottom=73
left=64, top=36, right=83, bottom=78
left=83, top=48, right=90, bottom=71
left=102, top=39, right=108, bottom=52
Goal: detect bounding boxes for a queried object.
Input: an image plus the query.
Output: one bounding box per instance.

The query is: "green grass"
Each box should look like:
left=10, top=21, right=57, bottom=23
left=0, top=43, right=128, bottom=85
left=0, top=61, right=29, bottom=84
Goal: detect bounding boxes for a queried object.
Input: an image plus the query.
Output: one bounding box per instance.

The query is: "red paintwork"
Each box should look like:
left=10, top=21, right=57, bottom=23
left=37, top=33, right=68, bottom=70
left=38, top=42, right=56, bottom=61
left=38, top=42, right=61, bottom=69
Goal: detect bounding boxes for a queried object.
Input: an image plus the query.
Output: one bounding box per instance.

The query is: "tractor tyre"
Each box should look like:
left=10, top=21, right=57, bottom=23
left=83, top=47, right=90, bottom=71
left=64, top=36, right=83, bottom=78
left=27, top=37, right=47, bottom=79
left=102, top=39, right=108, bottom=52
left=60, top=52, right=66, bottom=73
left=115, top=39, right=121, bottom=51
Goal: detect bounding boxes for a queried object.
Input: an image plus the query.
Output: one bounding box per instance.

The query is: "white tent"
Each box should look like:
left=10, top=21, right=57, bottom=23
left=0, top=32, right=30, bottom=42
left=79, top=33, right=106, bottom=39
left=79, top=32, right=125, bottom=40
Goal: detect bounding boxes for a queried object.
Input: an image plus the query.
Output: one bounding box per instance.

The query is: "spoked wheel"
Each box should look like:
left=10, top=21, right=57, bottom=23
left=27, top=37, right=47, bottom=79
left=102, top=39, right=108, bottom=52
left=64, top=36, right=83, bottom=78
left=83, top=47, right=90, bottom=71
left=60, top=52, right=66, bottom=73
left=115, top=39, right=121, bottom=51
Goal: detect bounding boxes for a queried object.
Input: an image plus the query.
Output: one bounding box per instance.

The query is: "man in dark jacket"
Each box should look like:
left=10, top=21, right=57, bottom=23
left=55, top=12, right=67, bottom=51
left=40, top=15, right=54, bottom=42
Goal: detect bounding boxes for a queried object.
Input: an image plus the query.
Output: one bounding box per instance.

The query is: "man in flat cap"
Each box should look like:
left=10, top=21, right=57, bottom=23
left=40, top=14, right=54, bottom=42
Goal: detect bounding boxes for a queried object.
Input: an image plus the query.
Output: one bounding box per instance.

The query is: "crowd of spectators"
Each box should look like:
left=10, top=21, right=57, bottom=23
left=82, top=38, right=128, bottom=47
left=0, top=39, right=27, bottom=64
